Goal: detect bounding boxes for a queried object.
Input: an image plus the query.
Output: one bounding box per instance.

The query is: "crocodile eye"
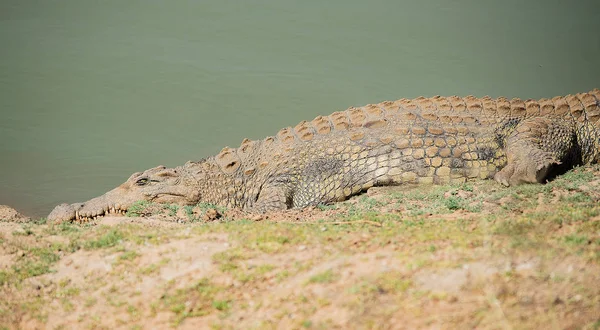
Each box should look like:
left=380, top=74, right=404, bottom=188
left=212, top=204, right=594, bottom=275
left=135, top=178, right=149, bottom=186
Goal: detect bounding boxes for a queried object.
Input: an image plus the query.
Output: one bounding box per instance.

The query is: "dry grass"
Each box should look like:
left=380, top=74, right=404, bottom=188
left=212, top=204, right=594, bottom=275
left=1, top=164, right=599, bottom=329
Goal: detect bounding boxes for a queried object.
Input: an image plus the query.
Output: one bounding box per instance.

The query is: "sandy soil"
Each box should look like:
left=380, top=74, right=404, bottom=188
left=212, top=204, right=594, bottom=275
left=1, top=165, right=599, bottom=329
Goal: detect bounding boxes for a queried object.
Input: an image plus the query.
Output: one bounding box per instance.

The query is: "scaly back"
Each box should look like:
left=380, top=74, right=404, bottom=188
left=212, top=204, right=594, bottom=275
left=210, top=89, right=600, bottom=175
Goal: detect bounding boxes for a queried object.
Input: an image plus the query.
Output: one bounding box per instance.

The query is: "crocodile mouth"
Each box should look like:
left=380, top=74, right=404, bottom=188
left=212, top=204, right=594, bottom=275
left=72, top=193, right=188, bottom=222
left=74, top=205, right=129, bottom=222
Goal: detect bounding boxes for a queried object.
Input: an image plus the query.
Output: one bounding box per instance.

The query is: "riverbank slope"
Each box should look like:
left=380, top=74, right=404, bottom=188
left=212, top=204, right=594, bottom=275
left=1, top=165, right=599, bottom=329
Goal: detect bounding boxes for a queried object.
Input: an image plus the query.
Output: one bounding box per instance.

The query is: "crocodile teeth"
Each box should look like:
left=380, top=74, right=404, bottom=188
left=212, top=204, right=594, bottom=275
left=70, top=206, right=129, bottom=221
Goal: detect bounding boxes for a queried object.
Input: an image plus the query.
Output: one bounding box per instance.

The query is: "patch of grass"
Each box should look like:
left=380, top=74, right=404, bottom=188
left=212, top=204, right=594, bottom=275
left=30, top=247, right=60, bottom=264
left=276, top=269, right=291, bottom=282
left=106, top=296, right=126, bottom=308
left=307, top=269, right=337, bottom=284
left=165, top=204, right=179, bottom=217
left=460, top=183, right=475, bottom=192
left=126, top=201, right=155, bottom=217
left=200, top=202, right=228, bottom=213
left=204, top=222, right=312, bottom=254
left=550, top=166, right=596, bottom=190
left=316, top=203, right=338, bottom=211
left=2, top=296, right=48, bottom=325
left=514, top=183, right=550, bottom=200
left=127, top=305, right=140, bottom=319
left=493, top=219, right=536, bottom=236
left=160, top=278, right=227, bottom=326
left=28, top=217, right=48, bottom=225
left=358, top=196, right=385, bottom=210
left=12, top=262, right=52, bottom=280
left=12, top=225, right=35, bottom=236
left=191, top=202, right=228, bottom=220
left=254, top=264, right=275, bottom=275
left=560, top=192, right=593, bottom=203
left=527, top=206, right=598, bottom=226
left=60, top=299, right=75, bottom=312
left=218, top=262, right=238, bottom=273
left=301, top=320, right=313, bottom=328
left=130, top=232, right=166, bottom=246
left=139, top=258, right=170, bottom=276
left=213, top=247, right=253, bottom=264
left=84, top=228, right=124, bottom=250
left=213, top=246, right=277, bottom=283
left=118, top=250, right=140, bottom=261
left=44, top=221, right=81, bottom=235
left=587, top=318, right=600, bottom=329
left=236, top=263, right=277, bottom=284
left=84, top=297, right=97, bottom=308
left=444, top=196, right=463, bottom=210
left=393, top=188, right=450, bottom=216
left=347, top=272, right=412, bottom=299
left=374, top=271, right=412, bottom=294
left=465, top=201, right=483, bottom=213
left=5, top=246, right=62, bottom=284
left=211, top=300, right=231, bottom=311
left=564, top=234, right=589, bottom=246
left=181, top=205, right=194, bottom=220
left=0, top=271, right=9, bottom=286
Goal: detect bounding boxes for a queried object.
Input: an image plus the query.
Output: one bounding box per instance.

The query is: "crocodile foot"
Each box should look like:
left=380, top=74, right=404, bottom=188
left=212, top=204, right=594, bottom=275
left=494, top=159, right=558, bottom=186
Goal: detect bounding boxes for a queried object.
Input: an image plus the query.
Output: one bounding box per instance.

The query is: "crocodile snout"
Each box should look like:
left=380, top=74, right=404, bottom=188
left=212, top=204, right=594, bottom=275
left=47, top=198, right=130, bottom=223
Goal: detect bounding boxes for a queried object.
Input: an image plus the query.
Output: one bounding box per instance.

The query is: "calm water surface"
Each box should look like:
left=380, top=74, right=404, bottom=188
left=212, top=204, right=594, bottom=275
left=1, top=1, right=599, bottom=217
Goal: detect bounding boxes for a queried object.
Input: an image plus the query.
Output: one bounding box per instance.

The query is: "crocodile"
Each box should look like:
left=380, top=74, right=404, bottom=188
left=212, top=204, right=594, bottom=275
left=48, top=89, right=600, bottom=222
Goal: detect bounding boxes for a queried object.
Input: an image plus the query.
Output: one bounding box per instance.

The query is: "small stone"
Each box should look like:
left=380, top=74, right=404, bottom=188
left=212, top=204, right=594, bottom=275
left=519, top=295, right=533, bottom=305
left=192, top=206, right=203, bottom=215
left=202, top=208, right=222, bottom=221
left=176, top=208, right=188, bottom=220
left=552, top=296, right=564, bottom=305
left=250, top=214, right=265, bottom=221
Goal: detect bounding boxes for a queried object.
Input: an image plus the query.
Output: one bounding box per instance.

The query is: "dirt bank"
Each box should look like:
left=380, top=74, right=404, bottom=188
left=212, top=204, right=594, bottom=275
left=0, top=205, right=30, bottom=223
left=1, top=165, right=599, bottom=329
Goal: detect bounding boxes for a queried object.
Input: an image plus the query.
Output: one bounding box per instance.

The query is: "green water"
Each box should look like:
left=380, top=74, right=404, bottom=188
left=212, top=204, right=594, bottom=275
left=1, top=1, right=599, bottom=217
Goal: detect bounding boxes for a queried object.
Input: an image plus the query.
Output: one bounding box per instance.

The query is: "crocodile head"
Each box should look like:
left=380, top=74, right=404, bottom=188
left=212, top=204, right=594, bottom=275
left=48, top=165, right=201, bottom=223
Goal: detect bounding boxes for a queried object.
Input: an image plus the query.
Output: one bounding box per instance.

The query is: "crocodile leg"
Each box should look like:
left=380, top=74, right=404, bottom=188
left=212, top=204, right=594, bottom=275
left=494, top=118, right=580, bottom=186
left=251, top=183, right=294, bottom=212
